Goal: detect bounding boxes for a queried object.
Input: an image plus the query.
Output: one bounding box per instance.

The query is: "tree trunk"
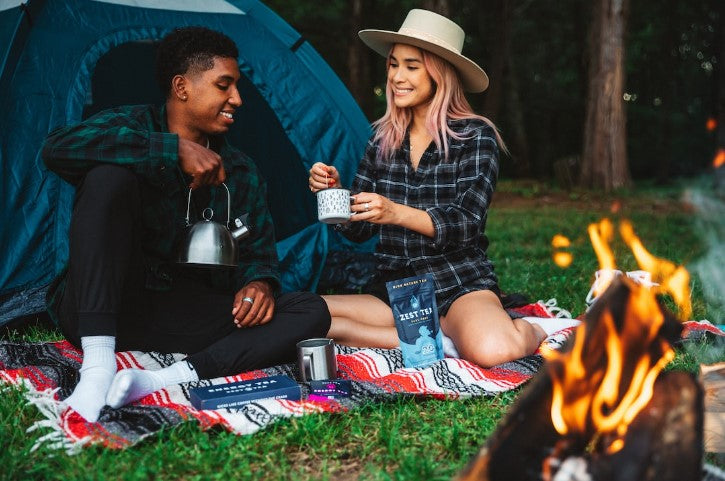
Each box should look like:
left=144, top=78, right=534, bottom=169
left=716, top=0, right=725, bottom=191
left=717, top=0, right=725, bottom=157
left=656, top=1, right=677, bottom=185
left=346, top=0, right=373, bottom=120
left=506, top=54, right=532, bottom=177
left=481, top=0, right=512, bottom=123
left=580, top=0, right=632, bottom=191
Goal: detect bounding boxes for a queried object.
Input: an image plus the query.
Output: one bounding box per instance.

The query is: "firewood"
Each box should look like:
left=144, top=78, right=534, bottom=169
left=701, top=362, right=725, bottom=453
left=455, top=279, right=703, bottom=481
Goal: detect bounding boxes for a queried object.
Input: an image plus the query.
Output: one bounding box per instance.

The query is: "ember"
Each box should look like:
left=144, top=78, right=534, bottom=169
left=551, top=234, right=573, bottom=268
left=714, top=149, right=725, bottom=169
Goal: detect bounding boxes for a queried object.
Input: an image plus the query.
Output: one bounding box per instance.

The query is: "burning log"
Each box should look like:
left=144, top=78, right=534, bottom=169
left=455, top=278, right=704, bottom=481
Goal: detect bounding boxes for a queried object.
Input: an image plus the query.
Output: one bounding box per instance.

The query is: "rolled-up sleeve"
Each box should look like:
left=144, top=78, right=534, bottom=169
left=426, top=128, right=499, bottom=248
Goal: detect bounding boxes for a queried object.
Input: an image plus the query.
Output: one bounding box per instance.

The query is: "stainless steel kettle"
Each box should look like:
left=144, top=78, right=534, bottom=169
left=177, top=183, right=250, bottom=268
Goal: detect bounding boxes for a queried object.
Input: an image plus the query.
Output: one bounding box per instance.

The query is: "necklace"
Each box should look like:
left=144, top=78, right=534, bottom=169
left=409, top=131, right=431, bottom=167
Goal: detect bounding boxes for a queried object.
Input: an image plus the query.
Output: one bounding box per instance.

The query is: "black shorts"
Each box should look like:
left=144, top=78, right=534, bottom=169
left=362, top=267, right=501, bottom=317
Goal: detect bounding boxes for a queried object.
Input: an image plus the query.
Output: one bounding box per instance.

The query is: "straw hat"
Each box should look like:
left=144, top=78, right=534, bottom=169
left=358, top=9, right=489, bottom=93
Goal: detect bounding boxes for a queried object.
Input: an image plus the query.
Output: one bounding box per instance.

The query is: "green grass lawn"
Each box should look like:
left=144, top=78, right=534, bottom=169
left=1, top=180, right=723, bottom=480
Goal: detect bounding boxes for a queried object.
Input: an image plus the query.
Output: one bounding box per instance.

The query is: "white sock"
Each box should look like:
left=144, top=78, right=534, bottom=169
left=63, top=336, right=117, bottom=422
left=523, top=316, right=582, bottom=336
left=106, top=360, right=199, bottom=408
left=441, top=335, right=460, bottom=358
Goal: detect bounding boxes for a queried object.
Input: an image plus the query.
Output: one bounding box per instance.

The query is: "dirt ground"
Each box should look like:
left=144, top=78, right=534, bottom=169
left=491, top=189, right=697, bottom=214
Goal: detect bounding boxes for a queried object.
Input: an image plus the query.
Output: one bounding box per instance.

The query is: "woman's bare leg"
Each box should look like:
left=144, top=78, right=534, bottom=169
left=323, top=294, right=399, bottom=348
left=441, top=290, right=546, bottom=367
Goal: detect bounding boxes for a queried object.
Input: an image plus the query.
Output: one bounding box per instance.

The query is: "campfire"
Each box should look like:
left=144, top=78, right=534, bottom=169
left=456, top=219, right=706, bottom=481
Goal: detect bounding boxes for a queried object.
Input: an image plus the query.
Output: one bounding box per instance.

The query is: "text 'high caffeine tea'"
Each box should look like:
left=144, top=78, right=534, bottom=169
left=386, top=274, right=444, bottom=368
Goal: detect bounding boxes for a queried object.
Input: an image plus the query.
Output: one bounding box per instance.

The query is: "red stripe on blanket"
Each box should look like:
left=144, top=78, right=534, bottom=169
left=682, top=320, right=724, bottom=337
left=336, top=353, right=381, bottom=381
left=354, top=352, right=385, bottom=379
left=2, top=306, right=720, bottom=453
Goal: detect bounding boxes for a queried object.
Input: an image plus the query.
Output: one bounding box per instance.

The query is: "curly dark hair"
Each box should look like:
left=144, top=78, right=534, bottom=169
left=156, top=26, right=239, bottom=96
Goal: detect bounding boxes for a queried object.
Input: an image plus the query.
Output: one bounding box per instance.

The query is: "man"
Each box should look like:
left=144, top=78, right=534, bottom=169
left=42, top=27, right=330, bottom=422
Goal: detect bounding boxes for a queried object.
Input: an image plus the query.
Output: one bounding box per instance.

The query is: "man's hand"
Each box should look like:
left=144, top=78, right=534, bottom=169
left=178, top=138, right=226, bottom=189
left=232, top=280, right=275, bottom=328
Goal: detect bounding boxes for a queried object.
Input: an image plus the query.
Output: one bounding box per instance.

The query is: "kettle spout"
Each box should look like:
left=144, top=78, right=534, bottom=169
left=231, top=214, right=251, bottom=241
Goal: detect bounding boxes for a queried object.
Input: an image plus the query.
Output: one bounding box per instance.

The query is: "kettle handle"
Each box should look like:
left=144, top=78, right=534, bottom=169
left=184, top=183, right=231, bottom=227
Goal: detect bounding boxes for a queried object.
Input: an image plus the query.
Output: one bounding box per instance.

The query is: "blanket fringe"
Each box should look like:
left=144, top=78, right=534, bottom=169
left=703, top=463, right=725, bottom=481
left=537, top=298, right=573, bottom=319
left=23, top=384, right=89, bottom=455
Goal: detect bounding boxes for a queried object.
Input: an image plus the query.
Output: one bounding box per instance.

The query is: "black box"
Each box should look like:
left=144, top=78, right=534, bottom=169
left=308, top=379, right=352, bottom=400
left=190, top=374, right=301, bottom=410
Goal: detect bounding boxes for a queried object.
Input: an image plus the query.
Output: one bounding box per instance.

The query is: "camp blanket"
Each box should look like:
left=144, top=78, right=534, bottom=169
left=0, top=301, right=721, bottom=454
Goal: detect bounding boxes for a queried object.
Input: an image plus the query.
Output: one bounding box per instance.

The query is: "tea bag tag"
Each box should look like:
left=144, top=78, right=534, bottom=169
left=231, top=213, right=251, bottom=240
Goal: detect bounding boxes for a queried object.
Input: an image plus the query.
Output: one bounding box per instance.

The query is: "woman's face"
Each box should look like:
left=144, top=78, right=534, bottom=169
left=387, top=44, right=434, bottom=111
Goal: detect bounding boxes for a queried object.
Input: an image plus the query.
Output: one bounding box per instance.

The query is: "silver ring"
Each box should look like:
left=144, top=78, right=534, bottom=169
left=242, top=297, right=254, bottom=304
left=364, top=202, right=370, bottom=212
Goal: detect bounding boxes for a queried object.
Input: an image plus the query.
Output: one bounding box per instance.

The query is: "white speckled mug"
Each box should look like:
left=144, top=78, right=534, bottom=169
left=316, top=188, right=352, bottom=224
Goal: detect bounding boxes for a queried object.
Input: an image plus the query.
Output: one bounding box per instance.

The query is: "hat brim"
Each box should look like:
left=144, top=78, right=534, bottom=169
left=359, top=29, right=489, bottom=93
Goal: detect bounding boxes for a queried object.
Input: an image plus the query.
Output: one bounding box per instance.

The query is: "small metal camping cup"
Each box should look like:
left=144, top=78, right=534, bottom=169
left=296, top=338, right=337, bottom=382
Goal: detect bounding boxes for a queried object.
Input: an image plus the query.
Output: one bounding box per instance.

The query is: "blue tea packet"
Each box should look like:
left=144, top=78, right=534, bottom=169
left=386, top=274, right=444, bottom=368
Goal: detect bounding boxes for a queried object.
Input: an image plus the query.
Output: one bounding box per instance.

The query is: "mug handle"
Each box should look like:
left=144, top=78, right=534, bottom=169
left=302, top=353, right=312, bottom=381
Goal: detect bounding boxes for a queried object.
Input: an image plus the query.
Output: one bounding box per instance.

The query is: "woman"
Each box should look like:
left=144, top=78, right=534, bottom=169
left=309, top=10, right=552, bottom=367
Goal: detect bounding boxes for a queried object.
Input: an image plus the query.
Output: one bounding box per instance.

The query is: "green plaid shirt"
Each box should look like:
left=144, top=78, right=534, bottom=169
left=42, top=104, right=281, bottom=307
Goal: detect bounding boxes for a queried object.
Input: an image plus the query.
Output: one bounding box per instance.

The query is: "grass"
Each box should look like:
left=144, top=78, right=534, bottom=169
left=2, top=180, right=723, bottom=480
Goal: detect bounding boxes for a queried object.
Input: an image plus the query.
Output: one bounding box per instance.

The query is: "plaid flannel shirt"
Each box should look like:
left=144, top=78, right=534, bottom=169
left=337, top=118, right=500, bottom=299
left=42, top=104, right=280, bottom=302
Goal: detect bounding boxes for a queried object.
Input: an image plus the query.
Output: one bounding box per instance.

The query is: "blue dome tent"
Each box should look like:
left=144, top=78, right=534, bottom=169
left=0, top=0, right=371, bottom=324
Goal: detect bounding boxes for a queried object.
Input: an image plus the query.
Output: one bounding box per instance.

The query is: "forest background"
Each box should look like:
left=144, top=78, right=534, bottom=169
left=266, top=0, right=723, bottom=190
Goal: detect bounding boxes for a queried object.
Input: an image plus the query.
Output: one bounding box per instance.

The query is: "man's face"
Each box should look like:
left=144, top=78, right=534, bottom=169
left=183, top=56, right=242, bottom=136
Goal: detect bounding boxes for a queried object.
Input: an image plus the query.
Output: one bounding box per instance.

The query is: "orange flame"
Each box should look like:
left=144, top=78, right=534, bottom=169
left=551, top=234, right=571, bottom=248
left=552, top=234, right=573, bottom=268
left=544, top=218, right=688, bottom=453
left=587, top=219, right=616, bottom=297
left=714, top=149, right=725, bottom=169
left=619, top=220, right=691, bottom=320
left=544, top=279, right=675, bottom=451
left=553, top=252, right=573, bottom=268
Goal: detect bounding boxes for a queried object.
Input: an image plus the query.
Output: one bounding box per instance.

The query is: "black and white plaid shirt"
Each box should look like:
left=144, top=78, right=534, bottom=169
left=338, top=118, right=500, bottom=306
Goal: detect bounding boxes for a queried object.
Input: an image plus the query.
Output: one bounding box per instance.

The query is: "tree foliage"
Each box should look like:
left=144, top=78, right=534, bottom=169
left=264, top=0, right=721, bottom=183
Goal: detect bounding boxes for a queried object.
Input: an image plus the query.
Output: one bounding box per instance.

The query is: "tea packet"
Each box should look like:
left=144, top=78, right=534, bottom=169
left=386, top=274, right=444, bottom=368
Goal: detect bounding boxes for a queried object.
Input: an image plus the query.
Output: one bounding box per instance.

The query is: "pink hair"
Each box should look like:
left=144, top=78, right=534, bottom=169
left=372, top=46, right=506, bottom=161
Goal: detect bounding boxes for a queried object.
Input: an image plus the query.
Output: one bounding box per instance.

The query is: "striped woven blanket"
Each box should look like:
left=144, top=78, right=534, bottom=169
left=0, top=300, right=720, bottom=454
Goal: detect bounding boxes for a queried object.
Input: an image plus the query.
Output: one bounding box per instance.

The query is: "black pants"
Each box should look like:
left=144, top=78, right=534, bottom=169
left=57, top=165, right=330, bottom=379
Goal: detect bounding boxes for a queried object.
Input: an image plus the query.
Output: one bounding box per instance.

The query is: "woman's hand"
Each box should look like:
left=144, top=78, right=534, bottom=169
left=351, top=192, right=435, bottom=237
left=349, top=192, right=399, bottom=225
left=309, top=162, right=341, bottom=193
